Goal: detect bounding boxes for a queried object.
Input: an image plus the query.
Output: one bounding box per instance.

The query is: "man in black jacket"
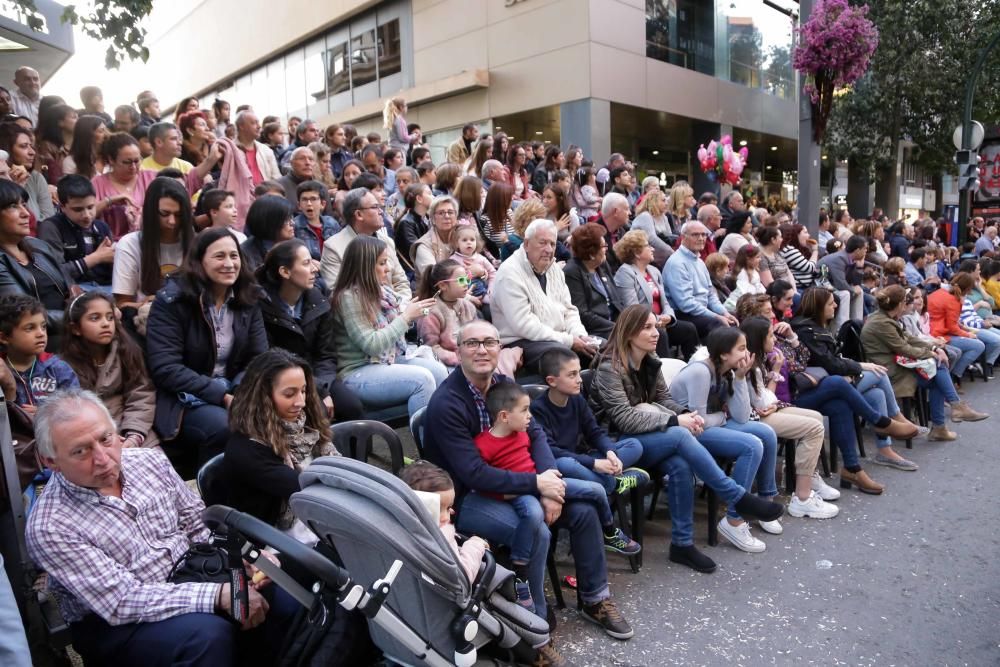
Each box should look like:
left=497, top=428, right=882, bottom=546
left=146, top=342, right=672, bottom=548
left=38, top=175, right=114, bottom=288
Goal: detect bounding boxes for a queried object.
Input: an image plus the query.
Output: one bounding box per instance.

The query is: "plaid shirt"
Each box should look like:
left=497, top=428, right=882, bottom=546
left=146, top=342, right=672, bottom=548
left=25, top=448, right=221, bottom=625
left=466, top=375, right=500, bottom=434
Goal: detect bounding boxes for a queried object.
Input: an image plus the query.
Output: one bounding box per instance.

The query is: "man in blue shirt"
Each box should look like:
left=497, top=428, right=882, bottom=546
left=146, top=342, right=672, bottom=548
left=663, top=221, right=738, bottom=338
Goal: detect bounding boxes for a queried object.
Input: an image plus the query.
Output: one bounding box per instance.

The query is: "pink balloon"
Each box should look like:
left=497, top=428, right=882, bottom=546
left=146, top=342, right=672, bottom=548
left=697, top=147, right=708, bottom=162
left=739, top=147, right=749, bottom=159
left=721, top=135, right=732, bottom=145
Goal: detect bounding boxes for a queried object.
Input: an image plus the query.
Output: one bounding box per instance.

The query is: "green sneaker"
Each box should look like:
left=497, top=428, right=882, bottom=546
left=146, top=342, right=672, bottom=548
left=614, top=467, right=650, bottom=495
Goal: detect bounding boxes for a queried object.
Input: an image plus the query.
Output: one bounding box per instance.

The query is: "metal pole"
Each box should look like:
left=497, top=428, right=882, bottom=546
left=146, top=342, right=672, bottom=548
left=797, top=0, right=821, bottom=235
left=958, top=29, right=1000, bottom=243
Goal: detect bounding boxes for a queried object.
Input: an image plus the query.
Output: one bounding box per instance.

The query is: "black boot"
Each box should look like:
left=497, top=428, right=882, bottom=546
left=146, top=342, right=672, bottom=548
left=669, top=544, right=717, bottom=573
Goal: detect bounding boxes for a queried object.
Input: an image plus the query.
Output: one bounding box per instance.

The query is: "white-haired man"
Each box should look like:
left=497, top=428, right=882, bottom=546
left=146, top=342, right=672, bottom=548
left=278, top=146, right=316, bottom=206
left=491, top=218, right=597, bottom=370
left=597, top=192, right=630, bottom=271
left=664, top=221, right=738, bottom=337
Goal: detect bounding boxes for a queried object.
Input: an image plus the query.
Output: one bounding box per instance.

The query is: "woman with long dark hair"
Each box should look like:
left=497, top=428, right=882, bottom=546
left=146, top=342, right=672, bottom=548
left=255, top=238, right=364, bottom=422
left=504, top=143, right=532, bottom=201
left=778, top=223, right=819, bottom=291
left=392, top=183, right=431, bottom=274
left=223, top=349, right=340, bottom=538
left=531, top=145, right=564, bottom=194
left=588, top=305, right=784, bottom=572
left=64, top=115, right=109, bottom=178
left=240, top=194, right=295, bottom=272
left=112, top=177, right=195, bottom=310
left=146, top=226, right=267, bottom=465
left=330, top=235, right=444, bottom=418
left=34, top=102, right=77, bottom=184
left=0, top=123, right=55, bottom=220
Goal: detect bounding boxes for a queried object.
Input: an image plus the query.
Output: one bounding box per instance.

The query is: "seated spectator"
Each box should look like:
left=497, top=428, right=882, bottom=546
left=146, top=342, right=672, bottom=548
left=904, top=248, right=941, bottom=291
left=433, top=162, right=462, bottom=196
left=982, top=259, right=1000, bottom=305
left=755, top=225, right=791, bottom=291
left=330, top=235, right=445, bottom=417
left=957, top=274, right=1000, bottom=377
left=235, top=110, right=281, bottom=185
left=502, top=198, right=545, bottom=261
left=531, top=347, right=647, bottom=498
left=672, top=204, right=721, bottom=260
left=412, top=194, right=459, bottom=280
left=292, top=180, right=339, bottom=261
left=791, top=287, right=921, bottom=472
left=0, top=294, right=78, bottom=413
left=613, top=229, right=698, bottom=359
left=965, top=259, right=1000, bottom=323
left=928, top=272, right=988, bottom=382
left=255, top=239, right=364, bottom=422
left=63, top=115, right=108, bottom=178
left=481, top=181, right=516, bottom=253
left=39, top=174, right=115, bottom=289
left=819, top=235, right=868, bottom=330
left=146, top=227, right=267, bottom=465
left=0, top=123, right=54, bottom=220
left=670, top=328, right=782, bottom=550
left=732, top=245, right=766, bottom=302
left=492, top=218, right=596, bottom=370
left=392, top=183, right=431, bottom=275
left=224, top=349, right=340, bottom=540
left=422, top=320, right=634, bottom=650
left=240, top=194, right=295, bottom=272
left=25, top=389, right=295, bottom=666
left=61, top=292, right=158, bottom=447
left=703, top=252, right=731, bottom=305
left=883, top=256, right=908, bottom=287
left=449, top=224, right=494, bottom=305
left=400, top=460, right=489, bottom=585
left=862, top=285, right=987, bottom=443
left=113, top=177, right=194, bottom=310
left=887, top=221, right=912, bottom=259
left=664, top=221, right=738, bottom=337
left=324, top=123, right=353, bottom=180
left=571, top=166, right=602, bottom=221
left=320, top=187, right=411, bottom=302
left=199, top=187, right=246, bottom=242
left=899, top=287, right=960, bottom=367
left=629, top=188, right=673, bottom=268
left=594, top=192, right=630, bottom=272
left=476, top=382, right=641, bottom=608
left=141, top=121, right=194, bottom=174
left=278, top=147, right=317, bottom=207
left=974, top=224, right=997, bottom=257
left=92, top=132, right=157, bottom=236
left=504, top=143, right=533, bottom=202
left=564, top=222, right=626, bottom=340
left=739, top=317, right=841, bottom=516
left=588, top=306, right=784, bottom=568
left=779, top=224, right=819, bottom=292
left=718, top=211, right=756, bottom=266
left=385, top=166, right=416, bottom=222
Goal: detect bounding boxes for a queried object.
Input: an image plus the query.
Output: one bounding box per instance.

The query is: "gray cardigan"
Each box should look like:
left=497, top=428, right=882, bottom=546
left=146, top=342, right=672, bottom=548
left=614, top=262, right=675, bottom=318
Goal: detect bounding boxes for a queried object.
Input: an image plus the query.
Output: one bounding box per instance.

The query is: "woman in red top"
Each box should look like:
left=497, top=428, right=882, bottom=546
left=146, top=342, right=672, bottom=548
left=927, top=272, right=986, bottom=379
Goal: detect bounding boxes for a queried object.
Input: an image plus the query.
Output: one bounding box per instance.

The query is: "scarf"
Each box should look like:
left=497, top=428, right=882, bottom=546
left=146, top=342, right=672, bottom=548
left=277, top=414, right=337, bottom=531
left=374, top=286, right=408, bottom=365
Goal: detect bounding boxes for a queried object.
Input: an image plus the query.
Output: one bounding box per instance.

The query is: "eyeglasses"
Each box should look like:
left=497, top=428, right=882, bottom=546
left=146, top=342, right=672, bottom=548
left=299, top=196, right=322, bottom=204
left=435, top=210, right=457, bottom=218
left=444, top=275, right=470, bottom=286
left=460, top=338, right=501, bottom=351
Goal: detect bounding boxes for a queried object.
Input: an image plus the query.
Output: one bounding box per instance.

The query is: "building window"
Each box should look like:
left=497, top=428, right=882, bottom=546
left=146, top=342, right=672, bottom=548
left=378, top=19, right=402, bottom=79
left=328, top=41, right=350, bottom=96
left=645, top=0, right=715, bottom=76
left=350, top=28, right=378, bottom=88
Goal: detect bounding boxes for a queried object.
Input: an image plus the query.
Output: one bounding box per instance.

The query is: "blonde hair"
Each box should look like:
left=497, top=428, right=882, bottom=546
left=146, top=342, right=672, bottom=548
left=451, top=223, right=483, bottom=253
left=614, top=229, right=650, bottom=264
left=705, top=252, right=729, bottom=276
left=884, top=257, right=905, bottom=275
left=668, top=181, right=694, bottom=219
left=635, top=189, right=666, bottom=217
left=382, top=96, right=405, bottom=130
left=512, top=200, right=546, bottom=236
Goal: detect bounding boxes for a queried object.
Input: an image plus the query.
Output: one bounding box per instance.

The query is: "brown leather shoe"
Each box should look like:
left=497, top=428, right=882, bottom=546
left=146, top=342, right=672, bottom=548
left=891, top=412, right=920, bottom=430
left=840, top=468, right=884, bottom=495
left=950, top=401, right=989, bottom=423
left=875, top=419, right=919, bottom=440
left=927, top=425, right=958, bottom=441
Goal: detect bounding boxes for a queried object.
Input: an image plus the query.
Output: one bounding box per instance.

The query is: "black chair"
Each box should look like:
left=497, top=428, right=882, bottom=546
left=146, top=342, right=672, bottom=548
left=777, top=437, right=797, bottom=495
left=330, top=420, right=406, bottom=475
left=522, top=384, right=549, bottom=401
left=196, top=453, right=228, bottom=507
left=409, top=406, right=427, bottom=458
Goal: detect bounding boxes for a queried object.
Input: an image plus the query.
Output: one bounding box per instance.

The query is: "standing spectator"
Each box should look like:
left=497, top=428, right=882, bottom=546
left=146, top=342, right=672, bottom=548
left=10, top=66, right=40, bottom=125
left=505, top=143, right=532, bottom=202
left=146, top=227, right=267, bottom=464
left=136, top=91, right=160, bottom=128
left=383, top=97, right=420, bottom=153
left=211, top=98, right=231, bottom=138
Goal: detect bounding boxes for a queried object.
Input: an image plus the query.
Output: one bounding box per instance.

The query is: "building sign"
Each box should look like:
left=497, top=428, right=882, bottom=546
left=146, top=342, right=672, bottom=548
left=834, top=195, right=847, bottom=206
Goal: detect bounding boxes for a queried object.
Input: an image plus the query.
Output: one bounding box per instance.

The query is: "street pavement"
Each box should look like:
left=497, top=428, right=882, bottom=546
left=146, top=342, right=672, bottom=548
left=549, top=379, right=1000, bottom=667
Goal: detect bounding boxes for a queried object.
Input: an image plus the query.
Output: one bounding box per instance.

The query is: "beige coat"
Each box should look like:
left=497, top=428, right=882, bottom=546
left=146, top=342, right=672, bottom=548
left=82, top=339, right=159, bottom=447
left=319, top=225, right=412, bottom=302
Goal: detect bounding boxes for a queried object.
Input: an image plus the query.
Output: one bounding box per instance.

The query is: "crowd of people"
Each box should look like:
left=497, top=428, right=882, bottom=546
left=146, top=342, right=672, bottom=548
left=0, top=67, right=997, bottom=667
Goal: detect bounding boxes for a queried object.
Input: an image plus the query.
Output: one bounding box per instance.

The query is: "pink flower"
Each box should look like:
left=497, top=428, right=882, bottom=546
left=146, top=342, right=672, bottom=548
left=792, top=0, right=878, bottom=103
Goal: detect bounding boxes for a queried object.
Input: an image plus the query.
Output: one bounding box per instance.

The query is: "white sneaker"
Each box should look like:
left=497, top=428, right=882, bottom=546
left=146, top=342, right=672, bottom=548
left=758, top=519, right=783, bottom=535
left=717, top=519, right=766, bottom=553
left=788, top=491, right=840, bottom=519
left=810, top=471, right=841, bottom=501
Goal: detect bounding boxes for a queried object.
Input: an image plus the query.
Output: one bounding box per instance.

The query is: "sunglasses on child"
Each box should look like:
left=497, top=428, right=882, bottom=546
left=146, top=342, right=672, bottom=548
left=441, top=275, right=470, bottom=287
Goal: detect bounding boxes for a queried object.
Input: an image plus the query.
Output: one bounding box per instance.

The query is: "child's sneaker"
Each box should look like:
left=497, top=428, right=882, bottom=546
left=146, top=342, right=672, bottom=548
left=514, top=578, right=534, bottom=610
left=603, top=527, right=642, bottom=556
left=614, top=467, right=650, bottom=495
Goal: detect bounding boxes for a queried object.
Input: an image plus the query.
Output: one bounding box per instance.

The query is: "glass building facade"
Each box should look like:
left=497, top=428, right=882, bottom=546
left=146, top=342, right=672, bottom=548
left=645, top=0, right=796, bottom=99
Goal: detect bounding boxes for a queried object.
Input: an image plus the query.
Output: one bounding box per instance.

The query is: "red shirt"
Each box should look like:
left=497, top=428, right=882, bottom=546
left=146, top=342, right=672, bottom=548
left=240, top=144, right=264, bottom=185
left=644, top=271, right=662, bottom=315
left=473, top=430, right=534, bottom=474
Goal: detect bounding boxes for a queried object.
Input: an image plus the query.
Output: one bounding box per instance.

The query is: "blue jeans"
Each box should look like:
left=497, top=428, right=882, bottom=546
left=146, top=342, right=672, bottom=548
left=631, top=427, right=747, bottom=546
left=947, top=335, right=986, bottom=377
left=794, top=375, right=883, bottom=469
left=918, top=371, right=961, bottom=426
left=697, top=421, right=776, bottom=520
left=342, top=357, right=449, bottom=416
left=508, top=494, right=545, bottom=564
left=973, top=327, right=1000, bottom=365
left=181, top=403, right=230, bottom=466
left=855, top=371, right=901, bottom=427
left=457, top=494, right=609, bottom=619
left=0, top=554, right=30, bottom=666
left=554, top=438, right=644, bottom=494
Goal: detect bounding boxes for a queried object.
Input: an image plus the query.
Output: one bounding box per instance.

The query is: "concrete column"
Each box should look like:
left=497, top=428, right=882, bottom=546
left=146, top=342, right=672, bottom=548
left=797, top=0, right=821, bottom=234
left=560, top=98, right=611, bottom=163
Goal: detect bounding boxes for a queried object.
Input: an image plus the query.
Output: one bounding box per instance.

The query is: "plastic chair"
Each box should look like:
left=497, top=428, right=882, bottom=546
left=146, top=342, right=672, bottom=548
left=331, top=420, right=407, bottom=475
left=522, top=384, right=549, bottom=401
left=196, top=453, right=228, bottom=507
left=409, top=407, right=427, bottom=458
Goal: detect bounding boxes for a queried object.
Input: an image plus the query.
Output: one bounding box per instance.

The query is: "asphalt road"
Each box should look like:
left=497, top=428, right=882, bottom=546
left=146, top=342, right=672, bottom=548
left=548, top=379, right=1000, bottom=667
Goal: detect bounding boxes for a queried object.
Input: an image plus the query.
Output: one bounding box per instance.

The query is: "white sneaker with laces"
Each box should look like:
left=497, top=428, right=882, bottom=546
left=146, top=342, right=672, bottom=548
left=758, top=519, right=783, bottom=535
left=717, top=519, right=766, bottom=553
left=810, top=471, right=841, bottom=501
left=788, top=491, right=840, bottom=519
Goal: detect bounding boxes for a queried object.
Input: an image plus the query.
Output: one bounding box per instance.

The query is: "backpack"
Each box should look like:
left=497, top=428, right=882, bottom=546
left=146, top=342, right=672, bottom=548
left=836, top=319, right=865, bottom=364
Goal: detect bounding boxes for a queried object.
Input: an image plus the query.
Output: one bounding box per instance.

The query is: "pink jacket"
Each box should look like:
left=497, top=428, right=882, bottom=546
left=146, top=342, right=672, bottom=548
left=440, top=523, right=487, bottom=584
left=216, top=136, right=255, bottom=231
left=450, top=251, right=496, bottom=302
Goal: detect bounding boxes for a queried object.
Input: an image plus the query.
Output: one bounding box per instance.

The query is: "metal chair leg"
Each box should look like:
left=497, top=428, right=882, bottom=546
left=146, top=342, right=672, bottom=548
left=547, top=531, right=565, bottom=609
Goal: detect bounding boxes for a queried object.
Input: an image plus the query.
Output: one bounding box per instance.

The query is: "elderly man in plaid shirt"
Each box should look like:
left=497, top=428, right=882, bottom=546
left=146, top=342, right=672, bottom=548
left=25, top=389, right=296, bottom=666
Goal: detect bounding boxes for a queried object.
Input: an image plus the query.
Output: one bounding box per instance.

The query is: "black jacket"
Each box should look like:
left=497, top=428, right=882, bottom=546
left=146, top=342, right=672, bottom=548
left=37, top=212, right=114, bottom=285
left=0, top=237, right=75, bottom=334
left=393, top=210, right=428, bottom=272
left=259, top=284, right=338, bottom=398
left=563, top=258, right=626, bottom=339
left=145, top=277, right=268, bottom=440
left=790, top=315, right=863, bottom=378
left=223, top=431, right=300, bottom=527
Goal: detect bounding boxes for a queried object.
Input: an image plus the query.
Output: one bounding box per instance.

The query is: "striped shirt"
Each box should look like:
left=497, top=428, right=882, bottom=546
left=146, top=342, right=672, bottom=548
left=26, top=448, right=220, bottom=625
left=959, top=298, right=986, bottom=330
left=779, top=245, right=817, bottom=291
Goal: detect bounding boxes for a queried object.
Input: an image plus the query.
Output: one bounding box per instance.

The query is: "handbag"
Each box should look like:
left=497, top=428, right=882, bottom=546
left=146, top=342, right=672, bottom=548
left=792, top=366, right=829, bottom=392
left=895, top=354, right=937, bottom=380
left=168, top=532, right=249, bottom=624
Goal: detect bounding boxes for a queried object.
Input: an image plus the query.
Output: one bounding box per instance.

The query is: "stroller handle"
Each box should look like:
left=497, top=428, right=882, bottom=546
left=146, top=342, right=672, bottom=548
left=203, top=505, right=350, bottom=590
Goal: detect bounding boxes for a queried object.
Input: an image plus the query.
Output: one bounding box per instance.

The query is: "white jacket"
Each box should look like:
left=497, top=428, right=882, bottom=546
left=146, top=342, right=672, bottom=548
left=249, top=140, right=281, bottom=182
left=491, top=247, right=586, bottom=346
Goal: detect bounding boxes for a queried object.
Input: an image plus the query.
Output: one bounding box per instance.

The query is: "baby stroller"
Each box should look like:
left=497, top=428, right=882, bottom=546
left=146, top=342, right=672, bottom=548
left=204, top=456, right=550, bottom=666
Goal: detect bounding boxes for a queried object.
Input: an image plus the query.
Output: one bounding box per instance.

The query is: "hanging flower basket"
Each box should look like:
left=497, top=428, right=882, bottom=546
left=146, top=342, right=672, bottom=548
left=697, top=135, right=748, bottom=186
left=793, top=0, right=878, bottom=143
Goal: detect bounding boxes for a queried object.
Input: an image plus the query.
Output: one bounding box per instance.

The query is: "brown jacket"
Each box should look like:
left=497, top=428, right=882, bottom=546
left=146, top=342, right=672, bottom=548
left=80, top=339, right=159, bottom=447
left=860, top=309, right=935, bottom=399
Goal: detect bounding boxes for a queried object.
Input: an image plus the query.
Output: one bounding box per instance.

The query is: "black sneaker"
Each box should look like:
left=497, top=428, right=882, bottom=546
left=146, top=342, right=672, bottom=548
left=580, top=599, right=634, bottom=640
left=614, top=467, right=650, bottom=495
left=734, top=492, right=784, bottom=522
left=534, top=641, right=570, bottom=667
left=669, top=543, right=717, bottom=573
left=603, top=527, right=642, bottom=556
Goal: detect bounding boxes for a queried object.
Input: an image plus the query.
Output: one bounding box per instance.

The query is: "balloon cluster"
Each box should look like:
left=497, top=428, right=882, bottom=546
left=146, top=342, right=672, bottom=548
left=697, top=135, right=748, bottom=186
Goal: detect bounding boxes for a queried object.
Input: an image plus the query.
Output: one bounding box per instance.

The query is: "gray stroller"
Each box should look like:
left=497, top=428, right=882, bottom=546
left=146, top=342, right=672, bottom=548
left=204, top=456, right=550, bottom=666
